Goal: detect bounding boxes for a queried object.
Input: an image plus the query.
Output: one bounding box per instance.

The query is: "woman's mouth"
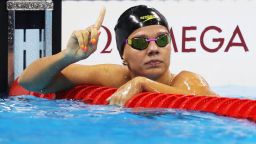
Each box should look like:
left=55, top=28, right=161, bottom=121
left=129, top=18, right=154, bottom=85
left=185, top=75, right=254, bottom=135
left=145, top=60, right=163, bottom=67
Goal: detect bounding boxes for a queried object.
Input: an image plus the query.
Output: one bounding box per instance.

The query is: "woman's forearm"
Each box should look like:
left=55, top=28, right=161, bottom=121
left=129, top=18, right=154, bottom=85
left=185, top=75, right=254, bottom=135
left=107, top=76, right=189, bottom=106
left=140, top=77, right=188, bottom=95
left=140, top=77, right=217, bottom=96
left=18, top=50, right=74, bottom=91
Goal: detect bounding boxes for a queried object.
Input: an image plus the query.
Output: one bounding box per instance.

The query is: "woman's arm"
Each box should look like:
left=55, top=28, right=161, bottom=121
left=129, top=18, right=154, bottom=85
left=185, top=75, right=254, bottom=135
left=18, top=50, right=75, bottom=92
left=107, top=73, right=217, bottom=106
left=19, top=61, right=128, bottom=93
left=107, top=77, right=185, bottom=106
left=18, top=7, right=106, bottom=93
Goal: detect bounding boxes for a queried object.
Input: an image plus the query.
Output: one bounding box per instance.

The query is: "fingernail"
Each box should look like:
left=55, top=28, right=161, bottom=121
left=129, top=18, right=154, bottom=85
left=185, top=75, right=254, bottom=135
left=90, top=38, right=97, bottom=45
left=82, top=46, right=88, bottom=52
left=98, top=31, right=101, bottom=36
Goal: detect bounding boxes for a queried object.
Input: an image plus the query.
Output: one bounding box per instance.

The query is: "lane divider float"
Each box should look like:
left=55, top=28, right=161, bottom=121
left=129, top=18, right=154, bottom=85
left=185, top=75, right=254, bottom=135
left=9, top=79, right=256, bottom=122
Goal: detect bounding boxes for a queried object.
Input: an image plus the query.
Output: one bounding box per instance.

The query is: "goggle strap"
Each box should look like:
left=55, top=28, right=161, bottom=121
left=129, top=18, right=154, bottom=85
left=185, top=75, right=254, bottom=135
left=168, top=36, right=171, bottom=42
left=127, top=39, right=132, bottom=45
left=146, top=38, right=157, bottom=42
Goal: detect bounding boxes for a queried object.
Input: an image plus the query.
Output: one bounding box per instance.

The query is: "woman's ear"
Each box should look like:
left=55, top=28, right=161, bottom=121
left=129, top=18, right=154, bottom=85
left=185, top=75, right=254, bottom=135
left=122, top=59, right=128, bottom=65
left=122, top=53, right=128, bottom=65
left=122, top=56, right=128, bottom=65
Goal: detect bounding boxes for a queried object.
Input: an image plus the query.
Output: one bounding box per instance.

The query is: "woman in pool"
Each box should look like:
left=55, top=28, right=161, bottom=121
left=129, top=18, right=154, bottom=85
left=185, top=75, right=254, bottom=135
left=18, top=5, right=217, bottom=106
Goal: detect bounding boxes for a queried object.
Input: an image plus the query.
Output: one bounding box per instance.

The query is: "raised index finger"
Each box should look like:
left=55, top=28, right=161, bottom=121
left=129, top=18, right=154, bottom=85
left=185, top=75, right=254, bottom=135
left=94, top=6, right=106, bottom=30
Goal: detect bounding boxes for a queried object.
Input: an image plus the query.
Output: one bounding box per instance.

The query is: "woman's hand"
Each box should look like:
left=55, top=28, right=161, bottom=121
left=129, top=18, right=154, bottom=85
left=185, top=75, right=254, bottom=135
left=107, top=77, right=146, bottom=107
left=64, top=7, right=106, bottom=62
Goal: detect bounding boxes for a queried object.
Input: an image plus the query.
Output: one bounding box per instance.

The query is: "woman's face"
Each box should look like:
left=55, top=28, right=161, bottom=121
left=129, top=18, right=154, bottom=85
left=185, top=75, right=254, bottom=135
left=123, top=25, right=171, bottom=79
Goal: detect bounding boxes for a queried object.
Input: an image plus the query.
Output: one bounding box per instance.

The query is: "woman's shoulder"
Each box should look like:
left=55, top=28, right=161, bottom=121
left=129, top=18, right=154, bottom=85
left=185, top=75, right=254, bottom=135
left=64, top=64, right=130, bottom=88
left=172, top=70, right=217, bottom=96
left=98, top=64, right=130, bottom=87
left=171, top=70, right=208, bottom=85
left=71, top=63, right=127, bottom=72
left=175, top=70, right=198, bottom=77
left=96, top=64, right=129, bottom=74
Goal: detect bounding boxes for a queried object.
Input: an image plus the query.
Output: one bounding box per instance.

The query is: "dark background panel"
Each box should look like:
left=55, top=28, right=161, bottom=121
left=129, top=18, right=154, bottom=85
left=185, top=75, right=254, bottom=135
left=52, top=0, right=62, bottom=54
left=0, top=0, right=8, bottom=96
left=15, top=11, right=45, bottom=29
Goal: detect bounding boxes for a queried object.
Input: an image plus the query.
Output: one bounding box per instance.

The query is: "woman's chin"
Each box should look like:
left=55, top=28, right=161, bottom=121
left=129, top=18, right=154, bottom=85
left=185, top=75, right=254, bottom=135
left=143, top=69, right=165, bottom=79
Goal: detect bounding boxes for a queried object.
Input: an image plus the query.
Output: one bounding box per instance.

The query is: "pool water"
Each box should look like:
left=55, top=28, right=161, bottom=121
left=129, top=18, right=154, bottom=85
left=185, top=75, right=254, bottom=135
left=1, top=86, right=256, bottom=144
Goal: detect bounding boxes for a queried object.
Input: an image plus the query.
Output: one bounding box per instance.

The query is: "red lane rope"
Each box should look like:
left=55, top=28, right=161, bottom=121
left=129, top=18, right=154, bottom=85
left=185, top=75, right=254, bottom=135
left=9, top=79, right=256, bottom=122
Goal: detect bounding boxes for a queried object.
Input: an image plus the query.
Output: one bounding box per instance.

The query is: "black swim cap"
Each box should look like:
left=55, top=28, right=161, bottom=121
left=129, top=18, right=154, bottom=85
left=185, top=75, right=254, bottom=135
left=114, top=5, right=169, bottom=57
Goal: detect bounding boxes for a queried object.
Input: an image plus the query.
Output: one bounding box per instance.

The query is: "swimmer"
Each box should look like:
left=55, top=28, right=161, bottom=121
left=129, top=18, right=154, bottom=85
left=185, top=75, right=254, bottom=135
left=18, top=5, right=217, bottom=106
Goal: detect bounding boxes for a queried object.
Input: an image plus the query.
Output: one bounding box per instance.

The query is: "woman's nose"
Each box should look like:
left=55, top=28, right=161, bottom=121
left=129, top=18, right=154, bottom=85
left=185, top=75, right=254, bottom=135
left=147, top=41, right=159, bottom=56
